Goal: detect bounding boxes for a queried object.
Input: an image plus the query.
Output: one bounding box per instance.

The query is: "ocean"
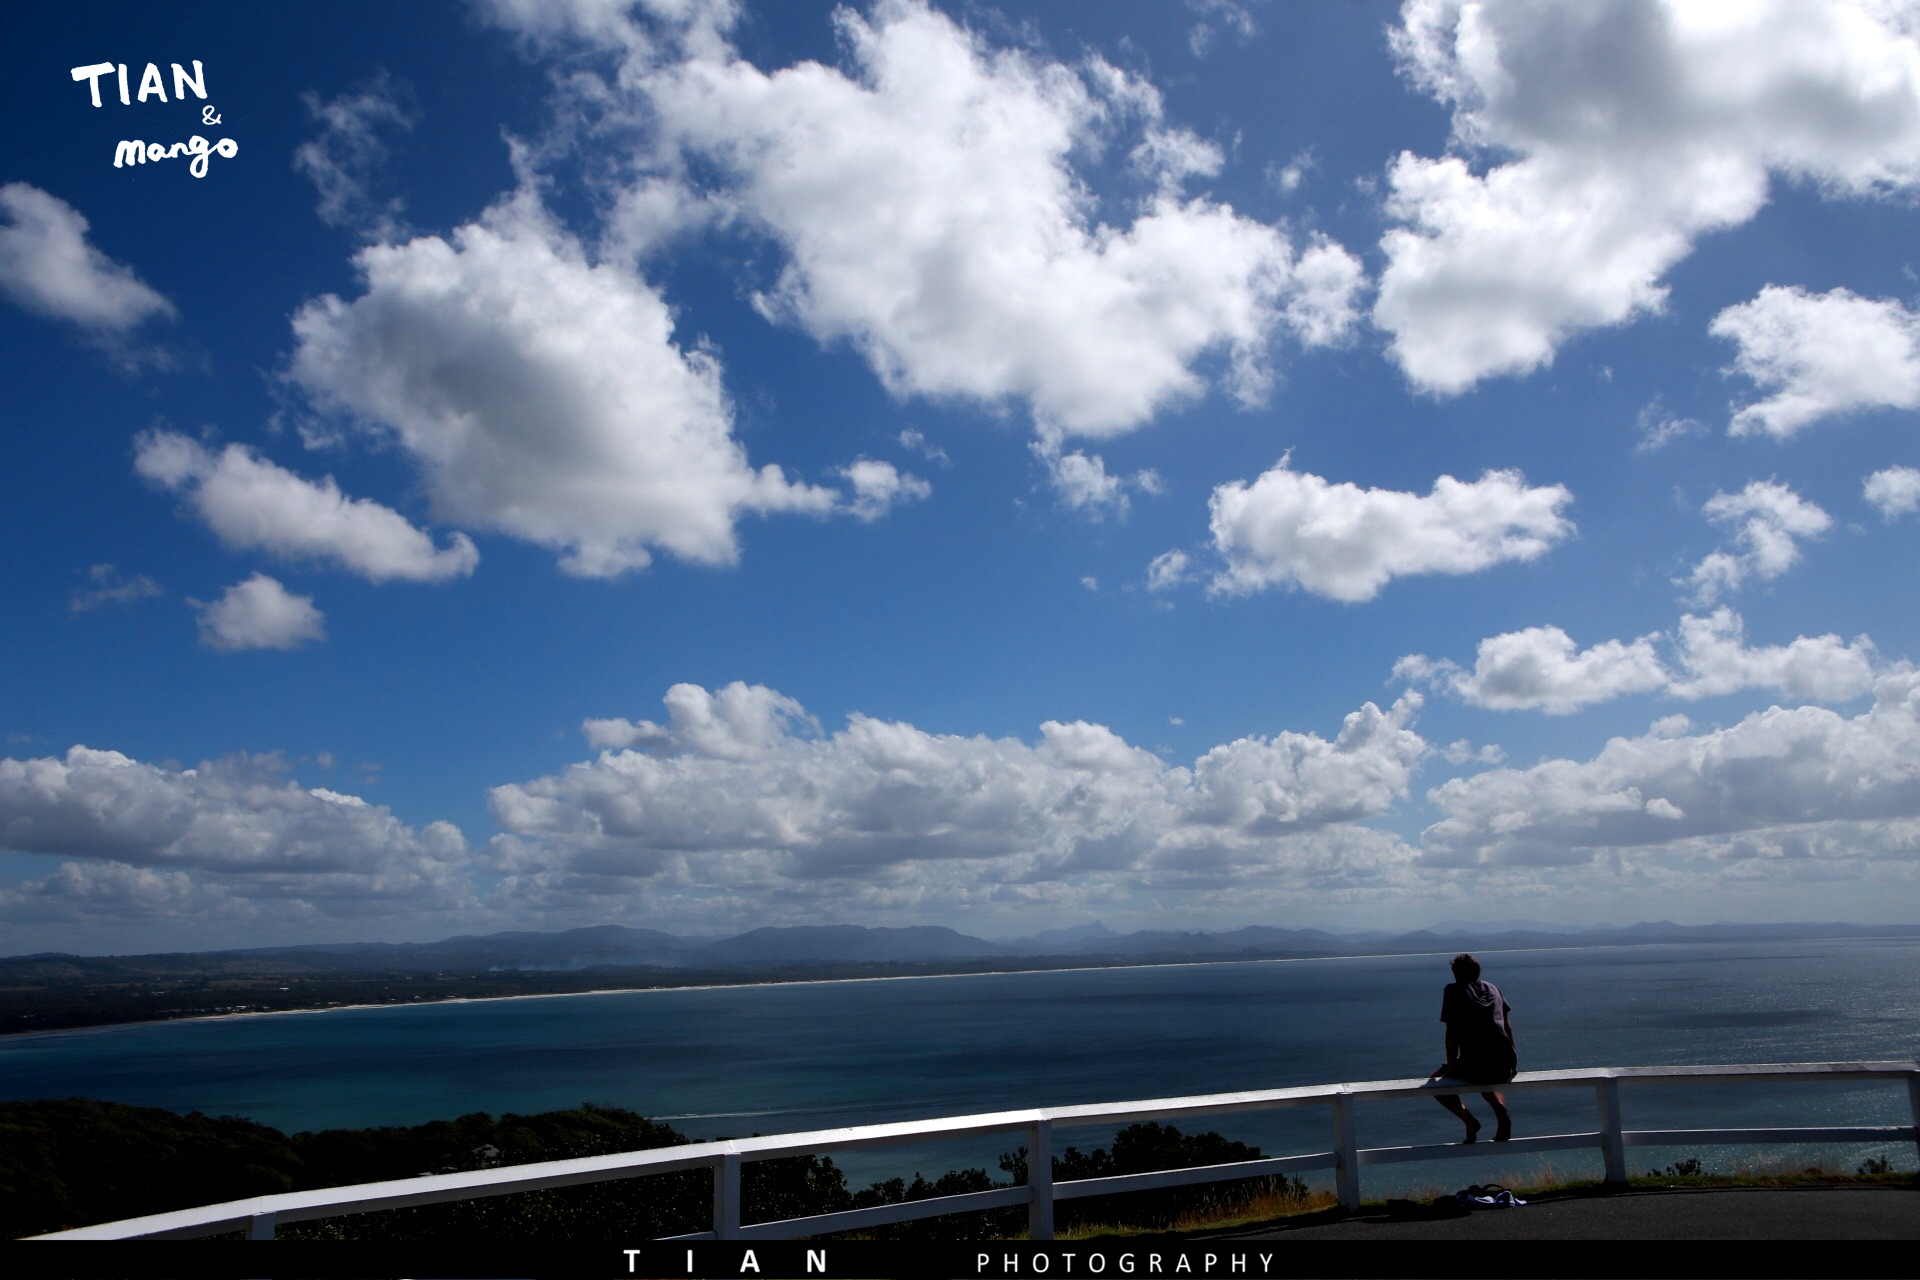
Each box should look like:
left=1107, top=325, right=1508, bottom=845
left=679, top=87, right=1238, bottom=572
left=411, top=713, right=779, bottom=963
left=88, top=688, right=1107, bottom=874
left=3, top=937, right=1916, bottom=1196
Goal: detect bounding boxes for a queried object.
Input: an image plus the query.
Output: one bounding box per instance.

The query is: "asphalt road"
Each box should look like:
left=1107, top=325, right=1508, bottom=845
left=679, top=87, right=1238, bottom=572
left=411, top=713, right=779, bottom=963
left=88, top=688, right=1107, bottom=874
left=1197, top=1184, right=1919, bottom=1240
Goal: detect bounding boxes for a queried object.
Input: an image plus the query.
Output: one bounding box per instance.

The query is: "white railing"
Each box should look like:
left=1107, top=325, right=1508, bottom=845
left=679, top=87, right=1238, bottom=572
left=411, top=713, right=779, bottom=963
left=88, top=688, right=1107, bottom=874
left=30, top=1060, right=1919, bottom=1242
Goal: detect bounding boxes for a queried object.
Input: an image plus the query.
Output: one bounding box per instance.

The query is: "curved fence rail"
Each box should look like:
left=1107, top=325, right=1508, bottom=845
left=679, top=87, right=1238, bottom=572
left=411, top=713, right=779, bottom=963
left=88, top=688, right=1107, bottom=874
left=30, top=1060, right=1919, bottom=1241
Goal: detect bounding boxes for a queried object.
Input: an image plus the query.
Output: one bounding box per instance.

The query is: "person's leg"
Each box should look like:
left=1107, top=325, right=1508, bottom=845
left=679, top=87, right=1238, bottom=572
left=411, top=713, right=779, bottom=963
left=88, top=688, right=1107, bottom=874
left=1481, top=1090, right=1510, bottom=1141
left=1434, top=1092, right=1480, bottom=1142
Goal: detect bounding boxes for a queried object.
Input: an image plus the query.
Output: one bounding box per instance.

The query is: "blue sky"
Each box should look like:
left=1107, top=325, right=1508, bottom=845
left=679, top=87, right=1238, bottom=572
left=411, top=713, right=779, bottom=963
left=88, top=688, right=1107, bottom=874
left=4, top=0, right=1920, bottom=954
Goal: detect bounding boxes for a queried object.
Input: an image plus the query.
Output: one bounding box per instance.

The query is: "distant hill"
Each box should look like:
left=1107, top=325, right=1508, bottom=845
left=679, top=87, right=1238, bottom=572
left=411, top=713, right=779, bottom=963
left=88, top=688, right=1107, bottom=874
left=7, top=917, right=1917, bottom=979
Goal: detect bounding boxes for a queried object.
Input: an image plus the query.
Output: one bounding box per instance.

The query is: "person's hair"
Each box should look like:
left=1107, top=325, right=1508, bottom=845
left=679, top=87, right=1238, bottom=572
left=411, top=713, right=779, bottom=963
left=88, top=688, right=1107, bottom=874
left=1450, top=953, right=1481, bottom=981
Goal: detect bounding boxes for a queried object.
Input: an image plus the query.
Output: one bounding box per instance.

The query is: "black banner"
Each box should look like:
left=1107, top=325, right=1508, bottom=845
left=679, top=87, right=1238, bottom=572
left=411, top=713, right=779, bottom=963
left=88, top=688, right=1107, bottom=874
left=5, top=1237, right=1829, bottom=1279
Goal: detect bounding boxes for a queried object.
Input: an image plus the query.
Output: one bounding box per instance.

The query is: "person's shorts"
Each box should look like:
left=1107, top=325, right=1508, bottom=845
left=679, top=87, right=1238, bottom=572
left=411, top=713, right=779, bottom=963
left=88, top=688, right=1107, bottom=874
left=1428, top=1052, right=1517, bottom=1087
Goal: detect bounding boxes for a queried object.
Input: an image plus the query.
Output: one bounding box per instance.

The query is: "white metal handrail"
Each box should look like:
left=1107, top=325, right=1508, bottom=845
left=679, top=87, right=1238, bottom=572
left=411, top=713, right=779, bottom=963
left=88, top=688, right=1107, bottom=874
left=28, top=1060, right=1919, bottom=1241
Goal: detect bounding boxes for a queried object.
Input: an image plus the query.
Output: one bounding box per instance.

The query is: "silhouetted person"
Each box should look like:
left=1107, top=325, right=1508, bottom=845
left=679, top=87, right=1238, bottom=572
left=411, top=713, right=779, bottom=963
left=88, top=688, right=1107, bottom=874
left=1427, top=953, right=1516, bottom=1142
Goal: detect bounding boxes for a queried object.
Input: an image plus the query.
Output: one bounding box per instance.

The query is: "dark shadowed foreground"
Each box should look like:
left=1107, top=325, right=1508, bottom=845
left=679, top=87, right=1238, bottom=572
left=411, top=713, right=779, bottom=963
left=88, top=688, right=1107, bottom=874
left=1196, top=1184, right=1920, bottom=1240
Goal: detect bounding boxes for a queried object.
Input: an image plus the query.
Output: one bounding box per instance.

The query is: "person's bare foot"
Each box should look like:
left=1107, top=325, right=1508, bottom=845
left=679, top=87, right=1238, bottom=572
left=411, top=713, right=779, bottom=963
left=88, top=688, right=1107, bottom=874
left=1462, top=1116, right=1481, bottom=1144
left=1493, top=1115, right=1512, bottom=1142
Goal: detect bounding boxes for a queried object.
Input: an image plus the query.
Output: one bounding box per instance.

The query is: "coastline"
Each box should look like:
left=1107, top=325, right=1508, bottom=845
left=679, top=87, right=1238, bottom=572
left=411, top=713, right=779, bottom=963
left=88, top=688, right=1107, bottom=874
left=8, top=923, right=1914, bottom=1042
left=0, top=938, right=1718, bottom=1042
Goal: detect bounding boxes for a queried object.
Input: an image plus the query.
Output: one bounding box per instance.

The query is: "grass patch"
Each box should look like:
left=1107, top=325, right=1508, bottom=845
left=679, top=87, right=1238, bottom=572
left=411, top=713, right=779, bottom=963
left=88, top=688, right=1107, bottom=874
left=1055, top=1183, right=1345, bottom=1240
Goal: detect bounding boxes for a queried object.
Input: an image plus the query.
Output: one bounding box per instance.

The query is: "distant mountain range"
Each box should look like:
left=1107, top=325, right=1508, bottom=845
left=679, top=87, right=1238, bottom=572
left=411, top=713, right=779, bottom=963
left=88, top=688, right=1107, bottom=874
left=8, top=918, right=1918, bottom=982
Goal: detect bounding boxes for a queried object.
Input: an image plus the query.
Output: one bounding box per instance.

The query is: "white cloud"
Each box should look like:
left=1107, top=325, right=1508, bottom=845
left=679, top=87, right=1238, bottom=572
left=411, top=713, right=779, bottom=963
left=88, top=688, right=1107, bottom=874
left=1186, top=0, right=1260, bottom=59
left=1396, top=625, right=1667, bottom=714
left=0, top=747, right=475, bottom=931
left=1377, top=0, right=1920, bottom=394
left=897, top=427, right=950, bottom=467
left=1423, top=670, right=1920, bottom=865
left=1864, top=464, right=1920, bottom=519
left=581, top=681, right=820, bottom=758
left=288, top=196, right=835, bottom=578
left=1681, top=480, right=1830, bottom=604
left=473, top=0, right=741, bottom=63
left=1400, top=607, right=1879, bottom=711
left=0, top=183, right=174, bottom=332
left=0, top=745, right=461, bottom=873
left=1668, top=607, right=1878, bottom=702
left=69, top=563, right=162, bottom=613
left=642, top=0, right=1363, bottom=442
left=1146, top=549, right=1193, bottom=592
left=293, top=72, right=417, bottom=240
left=135, top=430, right=478, bottom=582
left=600, top=175, right=721, bottom=264
left=1711, top=285, right=1920, bottom=437
left=192, top=573, right=327, bottom=652
left=840, top=458, right=931, bottom=521
left=1207, top=457, right=1574, bottom=602
left=1267, top=148, right=1317, bottom=195
left=1034, top=442, right=1158, bottom=518
left=1635, top=400, right=1700, bottom=452
left=0, top=860, right=243, bottom=930
left=1442, top=739, right=1505, bottom=766
left=492, top=681, right=1425, bottom=905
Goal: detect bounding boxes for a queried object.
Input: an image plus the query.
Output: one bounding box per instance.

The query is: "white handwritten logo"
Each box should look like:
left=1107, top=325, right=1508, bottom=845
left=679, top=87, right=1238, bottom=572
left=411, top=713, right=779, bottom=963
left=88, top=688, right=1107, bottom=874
left=71, top=60, right=238, bottom=178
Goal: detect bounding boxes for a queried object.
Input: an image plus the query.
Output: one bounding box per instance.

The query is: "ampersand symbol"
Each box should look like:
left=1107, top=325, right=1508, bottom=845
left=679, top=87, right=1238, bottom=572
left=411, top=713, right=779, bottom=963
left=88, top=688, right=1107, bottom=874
left=202, top=105, right=221, bottom=125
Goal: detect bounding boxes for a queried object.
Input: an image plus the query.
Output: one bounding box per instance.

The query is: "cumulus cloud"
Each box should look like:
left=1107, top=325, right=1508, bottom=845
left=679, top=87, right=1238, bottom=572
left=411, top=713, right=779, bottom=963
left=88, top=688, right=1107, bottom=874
left=581, top=681, right=820, bottom=758
left=135, top=430, right=478, bottom=582
left=641, top=0, right=1363, bottom=444
left=1207, top=457, right=1573, bottom=601
left=1033, top=442, right=1161, bottom=518
left=1681, top=480, right=1831, bottom=603
left=1396, top=625, right=1667, bottom=714
left=1400, top=608, right=1879, bottom=712
left=0, top=860, right=243, bottom=930
left=1442, top=739, right=1505, bottom=767
left=1666, top=607, right=1878, bottom=702
left=1423, top=670, right=1920, bottom=865
left=1377, top=0, right=1920, bottom=393
left=192, top=574, right=326, bottom=651
left=1864, top=464, right=1920, bottom=520
left=0, top=746, right=474, bottom=926
left=293, top=72, right=418, bottom=240
left=840, top=459, right=931, bottom=521
left=0, top=183, right=175, bottom=332
left=492, top=681, right=1426, bottom=908
left=288, top=196, right=835, bottom=578
left=1711, top=285, right=1920, bottom=437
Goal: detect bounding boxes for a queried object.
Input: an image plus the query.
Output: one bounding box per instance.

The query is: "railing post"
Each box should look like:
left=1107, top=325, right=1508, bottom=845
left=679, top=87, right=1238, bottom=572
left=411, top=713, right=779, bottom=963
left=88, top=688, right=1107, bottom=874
left=1596, top=1077, right=1628, bottom=1184
left=1908, top=1070, right=1920, bottom=1167
left=1027, top=1117, right=1054, bottom=1241
left=713, top=1150, right=741, bottom=1239
left=245, top=1210, right=276, bottom=1240
left=1331, top=1089, right=1360, bottom=1211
